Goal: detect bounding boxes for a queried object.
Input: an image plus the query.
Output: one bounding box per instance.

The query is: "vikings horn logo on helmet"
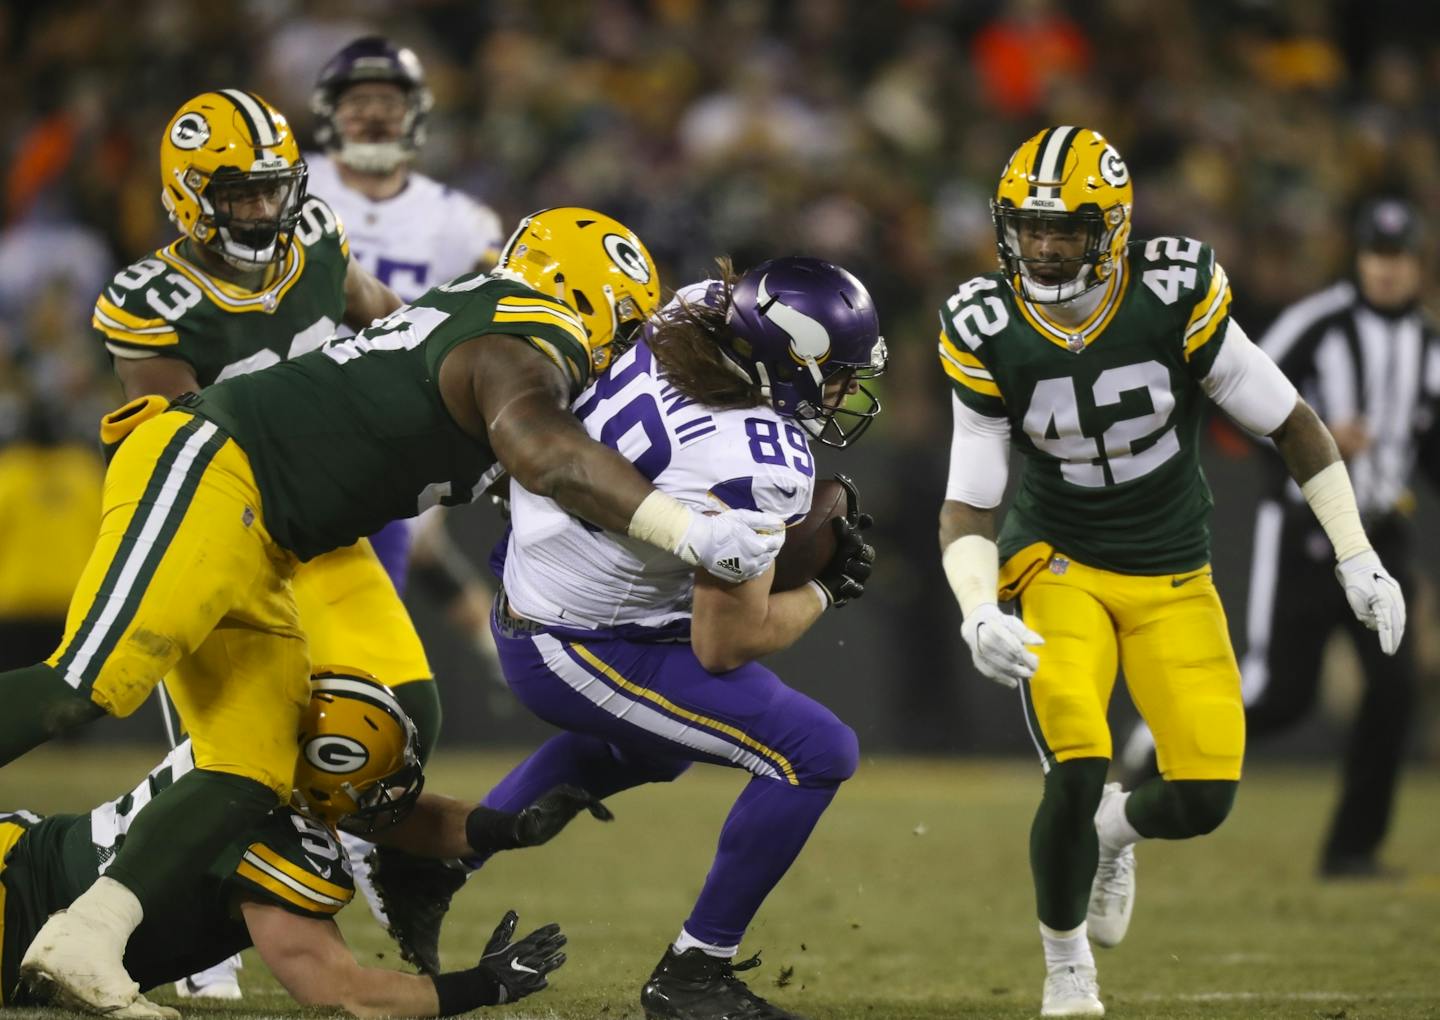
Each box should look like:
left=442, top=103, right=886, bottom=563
left=757, top=274, right=832, bottom=364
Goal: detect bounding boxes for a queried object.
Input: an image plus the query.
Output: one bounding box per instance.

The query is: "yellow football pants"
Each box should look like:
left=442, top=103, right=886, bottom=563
left=1014, top=551, right=1245, bottom=781
left=0, top=817, right=28, bottom=1005
left=293, top=539, right=431, bottom=688
left=47, top=411, right=308, bottom=799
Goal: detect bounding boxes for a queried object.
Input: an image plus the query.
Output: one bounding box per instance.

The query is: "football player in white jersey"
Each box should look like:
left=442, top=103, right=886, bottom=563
left=307, top=36, right=503, bottom=302
left=373, top=257, right=886, bottom=1020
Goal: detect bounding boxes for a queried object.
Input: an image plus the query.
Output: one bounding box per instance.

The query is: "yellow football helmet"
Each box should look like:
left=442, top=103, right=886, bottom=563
left=291, top=669, right=423, bottom=835
left=159, top=90, right=308, bottom=270
left=495, top=207, right=662, bottom=365
left=992, top=126, right=1133, bottom=303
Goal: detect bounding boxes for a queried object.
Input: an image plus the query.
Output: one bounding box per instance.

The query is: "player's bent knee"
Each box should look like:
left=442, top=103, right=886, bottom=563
left=1043, top=757, right=1108, bottom=821
left=1170, top=779, right=1237, bottom=836
left=802, top=717, right=859, bottom=786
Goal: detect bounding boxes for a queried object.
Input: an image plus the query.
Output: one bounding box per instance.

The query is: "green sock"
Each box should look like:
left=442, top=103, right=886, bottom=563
left=1125, top=778, right=1238, bottom=840
left=1030, top=757, right=1109, bottom=930
left=395, top=678, right=442, bottom=765
left=104, top=768, right=278, bottom=912
left=0, top=663, right=105, bottom=765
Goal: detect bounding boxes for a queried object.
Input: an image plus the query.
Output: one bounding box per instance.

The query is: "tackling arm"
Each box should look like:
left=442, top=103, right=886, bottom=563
left=342, top=258, right=403, bottom=332
left=439, top=333, right=782, bottom=582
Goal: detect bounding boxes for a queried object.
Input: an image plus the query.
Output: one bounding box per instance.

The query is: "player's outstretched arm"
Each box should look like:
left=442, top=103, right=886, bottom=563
left=342, top=258, right=403, bottom=331
left=1270, top=398, right=1406, bottom=653
left=442, top=333, right=782, bottom=583
left=242, top=900, right=564, bottom=1016
left=374, top=787, right=613, bottom=857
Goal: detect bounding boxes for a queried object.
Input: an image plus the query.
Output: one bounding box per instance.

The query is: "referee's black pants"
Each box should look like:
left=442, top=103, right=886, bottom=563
left=1241, top=503, right=1416, bottom=866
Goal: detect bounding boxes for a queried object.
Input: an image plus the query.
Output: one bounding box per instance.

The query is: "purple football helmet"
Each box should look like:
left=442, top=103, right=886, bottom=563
left=723, top=256, right=887, bottom=448
left=311, top=37, right=434, bottom=172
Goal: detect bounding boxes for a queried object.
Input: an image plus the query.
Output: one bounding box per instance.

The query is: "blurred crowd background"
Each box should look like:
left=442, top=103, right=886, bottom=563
left=1, top=0, right=1437, bottom=758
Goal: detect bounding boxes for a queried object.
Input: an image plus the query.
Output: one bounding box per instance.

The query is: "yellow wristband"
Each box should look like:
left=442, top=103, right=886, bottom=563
left=942, top=535, right=999, bottom=619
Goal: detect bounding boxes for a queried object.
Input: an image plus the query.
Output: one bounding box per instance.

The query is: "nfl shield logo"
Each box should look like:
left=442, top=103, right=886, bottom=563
left=1049, top=556, right=1069, bottom=575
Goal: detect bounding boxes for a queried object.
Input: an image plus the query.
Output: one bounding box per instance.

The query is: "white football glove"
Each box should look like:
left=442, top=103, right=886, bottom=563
left=678, top=508, right=784, bottom=584
left=960, top=602, right=1045, bottom=688
left=1335, top=550, right=1406, bottom=655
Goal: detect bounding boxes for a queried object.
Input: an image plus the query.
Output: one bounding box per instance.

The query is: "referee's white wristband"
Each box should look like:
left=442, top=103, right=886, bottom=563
left=1299, top=461, right=1373, bottom=563
left=943, top=535, right=1000, bottom=619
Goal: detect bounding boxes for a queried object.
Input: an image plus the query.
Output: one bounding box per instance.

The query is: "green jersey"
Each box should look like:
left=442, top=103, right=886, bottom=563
left=191, top=273, right=593, bottom=561
left=91, top=196, right=350, bottom=387
left=938, top=237, right=1232, bottom=574
left=1, top=744, right=353, bottom=999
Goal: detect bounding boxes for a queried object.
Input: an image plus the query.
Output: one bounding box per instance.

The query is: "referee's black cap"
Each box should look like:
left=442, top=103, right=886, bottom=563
left=1354, top=197, right=1423, bottom=254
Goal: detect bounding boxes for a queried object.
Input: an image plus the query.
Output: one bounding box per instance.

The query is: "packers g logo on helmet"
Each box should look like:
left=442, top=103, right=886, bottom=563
left=991, top=126, right=1134, bottom=304
left=291, top=669, right=423, bottom=835
left=496, top=208, right=662, bottom=368
left=159, top=90, right=309, bottom=271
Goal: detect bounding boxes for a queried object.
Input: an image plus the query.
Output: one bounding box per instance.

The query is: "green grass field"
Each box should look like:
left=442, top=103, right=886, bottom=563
left=4, top=748, right=1438, bottom=1019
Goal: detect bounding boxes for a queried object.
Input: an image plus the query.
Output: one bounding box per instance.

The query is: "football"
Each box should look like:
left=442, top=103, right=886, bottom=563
left=771, top=478, right=849, bottom=592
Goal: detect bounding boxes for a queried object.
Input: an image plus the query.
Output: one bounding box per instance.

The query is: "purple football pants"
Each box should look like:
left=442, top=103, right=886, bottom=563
left=482, top=607, right=859, bottom=948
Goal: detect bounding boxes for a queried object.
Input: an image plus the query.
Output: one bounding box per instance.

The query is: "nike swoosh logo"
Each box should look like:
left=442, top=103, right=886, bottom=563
left=1171, top=572, right=1211, bottom=588
left=776, top=485, right=797, bottom=499
left=510, top=959, right=539, bottom=975
left=303, top=856, right=332, bottom=879
left=106, top=288, right=127, bottom=307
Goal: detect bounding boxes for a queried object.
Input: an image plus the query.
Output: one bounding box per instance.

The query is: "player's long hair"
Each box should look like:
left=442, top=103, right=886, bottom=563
left=648, top=258, right=763, bottom=411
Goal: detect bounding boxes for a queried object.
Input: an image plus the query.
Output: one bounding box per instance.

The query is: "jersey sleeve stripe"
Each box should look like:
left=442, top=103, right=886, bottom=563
left=939, top=344, right=1002, bottom=397
left=493, top=301, right=588, bottom=346
left=246, top=842, right=351, bottom=902
left=1184, top=267, right=1232, bottom=360
left=1184, top=264, right=1229, bottom=336
left=239, top=847, right=348, bottom=910
left=939, top=331, right=991, bottom=373
left=94, top=296, right=169, bottom=332
left=92, top=313, right=180, bottom=347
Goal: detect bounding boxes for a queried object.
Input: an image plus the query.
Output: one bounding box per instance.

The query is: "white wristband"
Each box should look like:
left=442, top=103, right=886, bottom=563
left=942, top=535, right=999, bottom=619
left=627, top=490, right=693, bottom=557
left=806, top=580, right=831, bottom=612
left=1299, top=461, right=1372, bottom=563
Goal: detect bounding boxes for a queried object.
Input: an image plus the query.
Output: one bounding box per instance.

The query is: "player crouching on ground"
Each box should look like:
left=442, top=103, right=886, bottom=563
left=2, top=670, right=608, bottom=1017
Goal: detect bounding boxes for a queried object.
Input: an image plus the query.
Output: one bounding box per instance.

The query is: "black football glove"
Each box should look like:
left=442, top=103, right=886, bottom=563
left=466, top=784, right=614, bottom=853
left=813, top=516, right=875, bottom=607
left=477, top=910, right=566, bottom=1004
left=813, top=474, right=875, bottom=608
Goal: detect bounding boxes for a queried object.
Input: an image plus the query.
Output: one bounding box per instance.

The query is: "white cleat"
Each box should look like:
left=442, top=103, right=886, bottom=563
left=175, top=976, right=242, bottom=1000
left=1088, top=785, right=1137, bottom=948
left=20, top=910, right=181, bottom=1020
left=1041, top=963, right=1105, bottom=1017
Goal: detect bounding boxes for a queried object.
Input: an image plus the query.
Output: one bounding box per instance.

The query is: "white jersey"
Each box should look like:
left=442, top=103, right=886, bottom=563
left=502, top=336, right=817, bottom=636
left=305, top=153, right=503, bottom=302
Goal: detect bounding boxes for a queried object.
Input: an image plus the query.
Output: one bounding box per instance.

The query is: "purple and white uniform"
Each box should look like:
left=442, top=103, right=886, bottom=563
left=481, top=281, right=861, bottom=950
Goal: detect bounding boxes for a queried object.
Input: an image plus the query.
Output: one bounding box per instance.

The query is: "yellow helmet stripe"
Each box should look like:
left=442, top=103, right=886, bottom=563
left=1030, top=125, right=1079, bottom=200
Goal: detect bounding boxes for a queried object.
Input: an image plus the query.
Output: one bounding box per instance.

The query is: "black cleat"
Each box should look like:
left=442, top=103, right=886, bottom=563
left=366, top=846, right=469, bottom=976
left=640, top=946, right=807, bottom=1020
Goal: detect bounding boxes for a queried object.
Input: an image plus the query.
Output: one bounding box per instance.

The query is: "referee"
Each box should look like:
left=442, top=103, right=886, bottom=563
left=1122, top=197, right=1437, bottom=877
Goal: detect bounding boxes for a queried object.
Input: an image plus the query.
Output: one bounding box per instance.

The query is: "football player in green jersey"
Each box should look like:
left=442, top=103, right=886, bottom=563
left=0, top=207, right=783, bottom=1020
left=936, top=127, right=1406, bottom=1017
left=1, top=670, right=606, bottom=1016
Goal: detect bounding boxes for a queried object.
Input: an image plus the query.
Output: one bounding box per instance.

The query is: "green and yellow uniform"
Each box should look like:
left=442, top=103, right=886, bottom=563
left=90, top=196, right=430, bottom=696
left=52, top=274, right=592, bottom=795
left=939, top=237, right=1244, bottom=780
left=0, top=742, right=353, bottom=1004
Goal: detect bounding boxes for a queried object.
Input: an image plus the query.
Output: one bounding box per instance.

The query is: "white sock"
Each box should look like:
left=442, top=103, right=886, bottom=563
left=673, top=927, right=739, bottom=960
left=1095, top=788, right=1142, bottom=852
left=1040, top=921, right=1095, bottom=971
left=67, top=876, right=144, bottom=939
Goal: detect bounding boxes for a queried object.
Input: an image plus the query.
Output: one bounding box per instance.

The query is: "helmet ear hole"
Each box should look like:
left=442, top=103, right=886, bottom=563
left=571, top=289, right=594, bottom=316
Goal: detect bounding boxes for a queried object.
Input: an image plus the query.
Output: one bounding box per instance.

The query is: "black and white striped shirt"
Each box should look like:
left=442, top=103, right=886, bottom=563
left=1261, top=281, right=1440, bottom=517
